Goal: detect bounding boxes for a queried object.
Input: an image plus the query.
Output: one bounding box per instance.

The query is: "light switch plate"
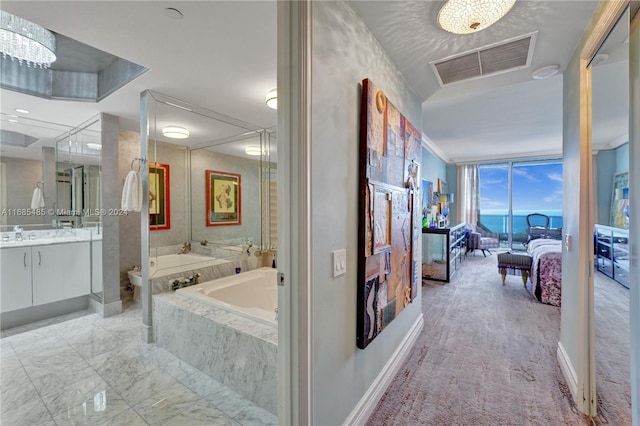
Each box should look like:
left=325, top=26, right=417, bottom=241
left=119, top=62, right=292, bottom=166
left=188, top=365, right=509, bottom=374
left=332, top=249, right=346, bottom=277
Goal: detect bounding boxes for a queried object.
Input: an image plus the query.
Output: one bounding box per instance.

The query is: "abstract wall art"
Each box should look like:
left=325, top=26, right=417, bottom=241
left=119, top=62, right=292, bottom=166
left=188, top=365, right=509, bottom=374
left=357, top=79, right=421, bottom=349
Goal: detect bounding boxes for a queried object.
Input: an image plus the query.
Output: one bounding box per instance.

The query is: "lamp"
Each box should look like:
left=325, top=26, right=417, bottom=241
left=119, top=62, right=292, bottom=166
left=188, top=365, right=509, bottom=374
left=0, top=11, right=57, bottom=68
left=162, top=126, right=189, bottom=139
left=438, top=0, right=516, bottom=35
left=245, top=145, right=263, bottom=156
left=265, top=88, right=277, bottom=110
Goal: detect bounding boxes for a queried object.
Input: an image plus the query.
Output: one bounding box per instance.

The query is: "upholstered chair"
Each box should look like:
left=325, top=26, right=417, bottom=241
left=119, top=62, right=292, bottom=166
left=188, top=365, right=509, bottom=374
left=466, top=224, right=500, bottom=256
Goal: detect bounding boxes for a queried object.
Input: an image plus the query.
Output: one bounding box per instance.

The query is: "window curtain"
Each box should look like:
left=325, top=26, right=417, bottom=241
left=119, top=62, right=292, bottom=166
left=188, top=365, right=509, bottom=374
left=458, top=164, right=479, bottom=225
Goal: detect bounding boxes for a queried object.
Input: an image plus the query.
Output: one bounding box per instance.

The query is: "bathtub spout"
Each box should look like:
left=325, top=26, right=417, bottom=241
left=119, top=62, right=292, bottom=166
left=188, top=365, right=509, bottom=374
left=178, top=242, right=191, bottom=254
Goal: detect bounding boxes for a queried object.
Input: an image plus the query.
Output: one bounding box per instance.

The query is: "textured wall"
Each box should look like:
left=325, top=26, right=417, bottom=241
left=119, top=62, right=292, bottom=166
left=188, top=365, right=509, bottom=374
left=311, top=1, right=422, bottom=424
left=118, top=130, right=142, bottom=285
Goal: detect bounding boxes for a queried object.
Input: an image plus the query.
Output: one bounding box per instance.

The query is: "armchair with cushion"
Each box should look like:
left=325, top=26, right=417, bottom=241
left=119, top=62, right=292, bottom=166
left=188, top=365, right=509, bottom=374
left=466, top=224, right=500, bottom=256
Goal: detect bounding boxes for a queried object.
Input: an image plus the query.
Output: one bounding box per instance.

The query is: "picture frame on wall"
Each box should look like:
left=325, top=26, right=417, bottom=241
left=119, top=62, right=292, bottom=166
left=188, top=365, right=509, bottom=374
left=610, top=169, right=629, bottom=229
left=206, top=170, right=241, bottom=226
left=149, top=162, right=170, bottom=231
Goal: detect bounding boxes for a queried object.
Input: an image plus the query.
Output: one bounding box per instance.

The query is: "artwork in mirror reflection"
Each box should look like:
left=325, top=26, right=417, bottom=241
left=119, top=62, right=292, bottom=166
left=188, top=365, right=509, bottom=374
left=206, top=170, right=241, bottom=226
left=150, top=162, right=170, bottom=230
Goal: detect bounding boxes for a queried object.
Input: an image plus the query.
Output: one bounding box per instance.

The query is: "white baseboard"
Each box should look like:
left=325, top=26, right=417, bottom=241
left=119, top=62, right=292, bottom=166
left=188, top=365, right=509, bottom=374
left=344, top=314, right=424, bottom=426
left=557, top=341, right=578, bottom=401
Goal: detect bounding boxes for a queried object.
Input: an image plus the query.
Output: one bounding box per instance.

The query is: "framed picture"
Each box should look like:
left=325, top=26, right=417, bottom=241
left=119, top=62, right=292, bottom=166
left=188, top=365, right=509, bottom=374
left=149, top=162, right=170, bottom=230
left=610, top=169, right=629, bottom=229
left=438, top=178, right=448, bottom=195
left=206, top=170, right=241, bottom=226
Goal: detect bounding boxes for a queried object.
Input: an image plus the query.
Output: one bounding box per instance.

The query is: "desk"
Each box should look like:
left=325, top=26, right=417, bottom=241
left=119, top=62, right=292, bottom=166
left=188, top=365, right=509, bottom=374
left=422, top=223, right=466, bottom=282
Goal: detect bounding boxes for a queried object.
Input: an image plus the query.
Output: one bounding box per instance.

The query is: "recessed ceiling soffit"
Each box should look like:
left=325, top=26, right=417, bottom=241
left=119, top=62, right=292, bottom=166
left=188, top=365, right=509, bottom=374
left=0, top=31, right=148, bottom=102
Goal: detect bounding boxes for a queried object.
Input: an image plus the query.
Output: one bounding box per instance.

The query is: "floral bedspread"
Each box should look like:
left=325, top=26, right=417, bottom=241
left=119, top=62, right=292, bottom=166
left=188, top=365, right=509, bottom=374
left=527, top=239, right=562, bottom=306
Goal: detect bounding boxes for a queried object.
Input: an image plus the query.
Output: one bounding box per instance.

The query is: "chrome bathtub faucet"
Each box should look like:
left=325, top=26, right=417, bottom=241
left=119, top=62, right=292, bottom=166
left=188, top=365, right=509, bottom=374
left=178, top=242, right=191, bottom=254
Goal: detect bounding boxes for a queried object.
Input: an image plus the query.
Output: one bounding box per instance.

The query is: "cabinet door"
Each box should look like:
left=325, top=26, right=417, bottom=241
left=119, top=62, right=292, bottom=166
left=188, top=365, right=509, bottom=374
left=0, top=247, right=33, bottom=313
left=32, top=242, right=90, bottom=306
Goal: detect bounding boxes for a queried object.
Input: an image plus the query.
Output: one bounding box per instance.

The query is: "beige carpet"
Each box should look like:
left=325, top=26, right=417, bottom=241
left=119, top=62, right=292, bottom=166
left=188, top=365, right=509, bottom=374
left=367, top=252, right=631, bottom=425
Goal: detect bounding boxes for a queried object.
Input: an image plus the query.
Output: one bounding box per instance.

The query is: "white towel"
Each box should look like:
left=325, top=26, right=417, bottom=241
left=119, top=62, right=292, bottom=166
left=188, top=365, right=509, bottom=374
left=121, top=170, right=142, bottom=212
left=31, top=186, right=45, bottom=209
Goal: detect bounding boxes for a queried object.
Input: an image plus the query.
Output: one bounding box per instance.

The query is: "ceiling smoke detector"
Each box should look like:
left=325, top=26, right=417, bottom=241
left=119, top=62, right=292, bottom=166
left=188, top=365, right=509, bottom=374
left=531, top=64, right=560, bottom=80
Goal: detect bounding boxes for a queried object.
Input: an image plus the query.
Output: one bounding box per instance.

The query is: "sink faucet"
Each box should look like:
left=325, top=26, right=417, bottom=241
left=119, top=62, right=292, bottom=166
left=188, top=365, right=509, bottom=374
left=14, top=225, right=23, bottom=241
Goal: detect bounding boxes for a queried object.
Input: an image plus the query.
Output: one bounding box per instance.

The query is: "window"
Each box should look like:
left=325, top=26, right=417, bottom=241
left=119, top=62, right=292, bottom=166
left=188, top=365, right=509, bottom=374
left=479, top=160, right=563, bottom=249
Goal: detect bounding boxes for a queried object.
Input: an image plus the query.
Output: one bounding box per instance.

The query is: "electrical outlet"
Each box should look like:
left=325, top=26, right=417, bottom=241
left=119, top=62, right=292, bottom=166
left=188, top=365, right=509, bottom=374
left=332, top=249, right=346, bottom=277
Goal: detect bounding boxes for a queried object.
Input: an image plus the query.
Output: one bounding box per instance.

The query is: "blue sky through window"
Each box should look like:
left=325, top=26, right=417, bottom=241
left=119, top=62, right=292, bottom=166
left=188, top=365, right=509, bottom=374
left=479, top=162, right=563, bottom=215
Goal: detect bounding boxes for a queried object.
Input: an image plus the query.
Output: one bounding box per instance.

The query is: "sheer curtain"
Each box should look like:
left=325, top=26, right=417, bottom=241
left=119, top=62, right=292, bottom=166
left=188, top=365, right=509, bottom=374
left=457, top=164, right=479, bottom=225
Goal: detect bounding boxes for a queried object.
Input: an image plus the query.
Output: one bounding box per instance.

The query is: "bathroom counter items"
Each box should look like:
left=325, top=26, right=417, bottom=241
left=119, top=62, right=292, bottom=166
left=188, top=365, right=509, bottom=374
left=0, top=228, right=101, bottom=248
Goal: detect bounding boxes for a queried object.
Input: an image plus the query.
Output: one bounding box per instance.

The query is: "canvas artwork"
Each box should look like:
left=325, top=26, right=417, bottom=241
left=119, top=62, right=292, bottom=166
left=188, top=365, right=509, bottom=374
left=358, top=78, right=420, bottom=349
left=610, top=170, right=629, bottom=229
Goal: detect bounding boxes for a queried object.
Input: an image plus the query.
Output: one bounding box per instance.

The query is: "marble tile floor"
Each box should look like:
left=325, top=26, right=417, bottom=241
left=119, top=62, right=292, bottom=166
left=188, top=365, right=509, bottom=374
left=0, top=305, right=278, bottom=426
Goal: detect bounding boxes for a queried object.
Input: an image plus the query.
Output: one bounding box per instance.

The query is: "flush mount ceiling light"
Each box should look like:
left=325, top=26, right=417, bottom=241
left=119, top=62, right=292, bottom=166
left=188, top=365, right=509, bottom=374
left=162, top=126, right=189, bottom=139
left=531, top=64, right=560, bottom=80
left=265, top=88, right=277, bottom=110
left=14, top=108, right=29, bottom=114
left=438, top=0, right=517, bottom=35
left=86, top=143, right=102, bottom=151
left=0, top=11, right=57, bottom=68
left=245, top=145, right=264, bottom=156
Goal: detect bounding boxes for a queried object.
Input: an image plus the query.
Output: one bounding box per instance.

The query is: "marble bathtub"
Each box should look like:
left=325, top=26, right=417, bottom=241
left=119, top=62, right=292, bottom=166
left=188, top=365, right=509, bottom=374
left=176, top=267, right=277, bottom=326
left=153, top=290, right=277, bottom=415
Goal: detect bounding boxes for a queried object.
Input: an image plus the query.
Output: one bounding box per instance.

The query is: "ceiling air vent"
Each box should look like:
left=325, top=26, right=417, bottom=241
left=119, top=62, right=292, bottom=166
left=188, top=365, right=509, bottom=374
left=431, top=31, right=538, bottom=86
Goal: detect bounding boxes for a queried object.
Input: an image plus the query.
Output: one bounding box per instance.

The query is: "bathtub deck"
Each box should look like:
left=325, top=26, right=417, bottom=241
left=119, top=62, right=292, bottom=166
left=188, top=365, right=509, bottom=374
left=153, top=293, right=277, bottom=415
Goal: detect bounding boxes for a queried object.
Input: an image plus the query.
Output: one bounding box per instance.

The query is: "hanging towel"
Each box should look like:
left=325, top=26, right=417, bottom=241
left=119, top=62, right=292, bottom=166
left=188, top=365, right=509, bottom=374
left=30, top=186, right=45, bottom=209
left=121, top=170, right=142, bottom=212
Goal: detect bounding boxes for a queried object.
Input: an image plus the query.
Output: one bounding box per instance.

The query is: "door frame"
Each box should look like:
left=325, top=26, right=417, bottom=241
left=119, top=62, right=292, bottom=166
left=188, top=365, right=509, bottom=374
left=277, top=1, right=313, bottom=424
left=576, top=0, right=632, bottom=418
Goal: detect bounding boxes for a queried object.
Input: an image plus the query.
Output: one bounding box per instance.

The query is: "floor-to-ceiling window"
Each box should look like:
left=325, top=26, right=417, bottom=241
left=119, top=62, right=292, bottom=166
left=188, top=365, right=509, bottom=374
left=479, top=159, right=563, bottom=249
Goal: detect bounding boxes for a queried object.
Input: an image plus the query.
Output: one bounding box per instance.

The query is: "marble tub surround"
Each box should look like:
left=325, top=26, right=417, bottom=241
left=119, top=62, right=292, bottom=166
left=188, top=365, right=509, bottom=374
left=150, top=256, right=258, bottom=294
left=0, top=227, right=99, bottom=248
left=0, top=305, right=278, bottom=426
left=154, top=293, right=277, bottom=415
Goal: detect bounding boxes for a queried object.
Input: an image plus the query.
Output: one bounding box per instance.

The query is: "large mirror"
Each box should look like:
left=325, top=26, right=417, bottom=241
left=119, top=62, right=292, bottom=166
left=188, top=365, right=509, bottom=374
left=144, top=91, right=277, bottom=278
left=55, top=115, right=102, bottom=227
left=0, top=114, right=73, bottom=228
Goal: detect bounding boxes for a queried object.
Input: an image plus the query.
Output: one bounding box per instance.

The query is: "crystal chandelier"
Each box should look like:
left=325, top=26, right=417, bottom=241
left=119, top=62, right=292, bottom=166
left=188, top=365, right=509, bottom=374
left=438, top=0, right=517, bottom=35
left=0, top=11, right=56, bottom=68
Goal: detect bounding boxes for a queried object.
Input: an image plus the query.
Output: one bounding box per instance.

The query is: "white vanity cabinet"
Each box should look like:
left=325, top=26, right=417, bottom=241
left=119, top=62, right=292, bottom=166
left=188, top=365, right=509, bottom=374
left=0, top=241, right=91, bottom=313
left=0, top=247, right=33, bottom=312
left=32, top=242, right=91, bottom=306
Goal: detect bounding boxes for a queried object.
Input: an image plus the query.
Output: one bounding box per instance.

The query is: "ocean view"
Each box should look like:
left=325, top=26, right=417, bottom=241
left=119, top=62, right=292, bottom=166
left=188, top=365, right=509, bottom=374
left=480, top=210, right=563, bottom=235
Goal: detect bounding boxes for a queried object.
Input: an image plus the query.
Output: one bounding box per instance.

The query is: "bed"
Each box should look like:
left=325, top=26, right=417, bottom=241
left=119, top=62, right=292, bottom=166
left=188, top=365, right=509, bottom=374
left=527, top=238, right=562, bottom=306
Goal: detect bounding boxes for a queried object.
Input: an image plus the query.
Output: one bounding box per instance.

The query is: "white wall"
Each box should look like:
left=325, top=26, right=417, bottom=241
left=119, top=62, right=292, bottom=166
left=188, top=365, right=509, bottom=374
left=311, top=1, right=422, bottom=424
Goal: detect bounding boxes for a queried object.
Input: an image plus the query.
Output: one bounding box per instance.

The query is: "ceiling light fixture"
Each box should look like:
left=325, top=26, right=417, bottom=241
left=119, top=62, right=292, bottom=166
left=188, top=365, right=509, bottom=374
left=86, top=143, right=102, bottom=151
left=0, top=11, right=57, bottom=68
left=531, top=64, right=560, bottom=80
left=245, top=145, right=264, bottom=156
left=7, top=118, right=18, bottom=123
left=438, top=0, right=516, bottom=35
left=162, top=126, right=189, bottom=139
left=14, top=108, right=29, bottom=114
left=265, top=88, right=277, bottom=110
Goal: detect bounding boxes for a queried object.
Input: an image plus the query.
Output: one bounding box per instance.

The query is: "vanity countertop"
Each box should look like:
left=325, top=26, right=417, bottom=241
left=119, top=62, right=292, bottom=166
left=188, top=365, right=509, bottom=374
left=0, top=229, right=102, bottom=248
